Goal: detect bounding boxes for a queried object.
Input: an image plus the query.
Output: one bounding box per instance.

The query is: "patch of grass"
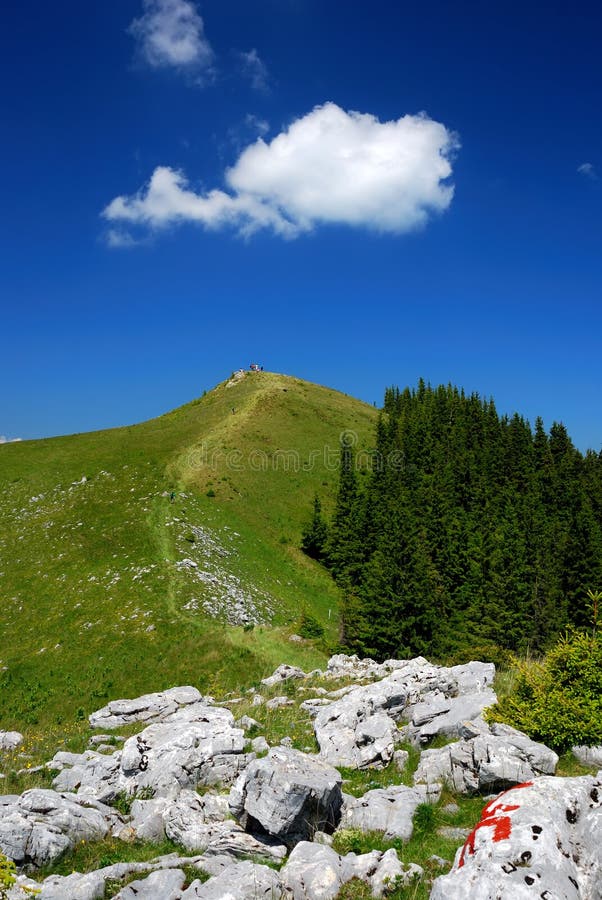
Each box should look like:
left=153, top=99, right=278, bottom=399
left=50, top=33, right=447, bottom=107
left=555, top=750, right=599, bottom=777
left=35, top=838, right=184, bottom=880
left=332, top=790, right=488, bottom=900
left=0, top=372, right=377, bottom=738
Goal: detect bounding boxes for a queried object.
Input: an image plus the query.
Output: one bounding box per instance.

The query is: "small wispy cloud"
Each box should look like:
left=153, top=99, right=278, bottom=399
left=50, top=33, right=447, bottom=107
left=239, top=48, right=269, bottom=92
left=245, top=113, right=269, bottom=137
left=103, top=103, right=459, bottom=244
left=577, top=162, right=598, bottom=181
left=129, top=0, right=214, bottom=76
left=0, top=436, right=22, bottom=444
left=105, top=229, right=148, bottom=249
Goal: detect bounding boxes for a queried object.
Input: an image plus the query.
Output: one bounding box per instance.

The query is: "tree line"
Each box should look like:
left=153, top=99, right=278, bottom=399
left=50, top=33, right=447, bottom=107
left=302, top=381, right=602, bottom=661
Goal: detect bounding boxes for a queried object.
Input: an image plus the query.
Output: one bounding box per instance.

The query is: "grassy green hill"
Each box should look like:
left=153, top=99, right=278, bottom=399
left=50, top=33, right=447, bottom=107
left=0, top=371, right=377, bottom=734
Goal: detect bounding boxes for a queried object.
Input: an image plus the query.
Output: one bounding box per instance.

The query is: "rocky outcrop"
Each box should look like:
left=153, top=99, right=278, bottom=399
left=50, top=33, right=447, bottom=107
left=229, top=746, right=343, bottom=845
left=88, top=686, right=205, bottom=730
left=1, top=655, right=590, bottom=900
left=163, top=789, right=286, bottom=861
left=430, top=772, right=602, bottom=899
left=414, top=718, right=558, bottom=799
left=53, top=706, right=250, bottom=802
left=313, top=658, right=495, bottom=769
left=339, top=784, right=428, bottom=841
left=180, top=860, right=285, bottom=898
left=0, top=789, right=121, bottom=867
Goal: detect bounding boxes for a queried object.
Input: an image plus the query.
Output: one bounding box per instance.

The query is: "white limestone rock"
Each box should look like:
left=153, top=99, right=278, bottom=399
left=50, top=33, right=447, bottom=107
left=0, top=732, right=23, bottom=751
left=430, top=772, right=602, bottom=899
left=414, top=719, right=558, bottom=797
left=111, top=868, right=185, bottom=900
left=89, top=686, right=204, bottom=729
left=229, top=746, right=343, bottom=845
left=54, top=709, right=249, bottom=802
left=572, top=744, right=602, bottom=767
left=181, top=861, right=284, bottom=898
left=261, top=664, right=307, bottom=687
left=0, top=789, right=121, bottom=868
left=339, top=784, right=428, bottom=841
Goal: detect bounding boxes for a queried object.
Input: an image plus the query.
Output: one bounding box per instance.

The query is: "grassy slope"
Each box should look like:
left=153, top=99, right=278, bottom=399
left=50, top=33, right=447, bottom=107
left=0, top=371, right=377, bottom=732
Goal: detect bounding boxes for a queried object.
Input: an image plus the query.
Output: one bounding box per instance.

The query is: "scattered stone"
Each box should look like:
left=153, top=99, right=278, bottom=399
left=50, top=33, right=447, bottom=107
left=393, top=749, right=409, bottom=772
left=370, top=849, right=422, bottom=898
left=281, top=840, right=422, bottom=900
left=572, top=744, right=602, bottom=767
left=265, top=695, right=294, bottom=710
left=236, top=715, right=260, bottom=731
left=442, top=802, right=460, bottom=814
left=251, top=736, right=269, bottom=754
left=437, top=826, right=471, bottom=841
left=0, top=731, right=23, bottom=751
left=261, top=664, right=307, bottom=687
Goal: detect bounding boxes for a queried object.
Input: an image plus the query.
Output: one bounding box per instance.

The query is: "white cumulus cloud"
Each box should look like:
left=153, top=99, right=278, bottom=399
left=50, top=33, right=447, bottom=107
left=103, top=102, right=459, bottom=241
left=129, top=0, right=214, bottom=72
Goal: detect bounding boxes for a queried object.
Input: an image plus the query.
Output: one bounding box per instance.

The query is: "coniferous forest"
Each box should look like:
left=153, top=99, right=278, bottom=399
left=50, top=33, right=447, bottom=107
left=302, top=381, right=602, bottom=661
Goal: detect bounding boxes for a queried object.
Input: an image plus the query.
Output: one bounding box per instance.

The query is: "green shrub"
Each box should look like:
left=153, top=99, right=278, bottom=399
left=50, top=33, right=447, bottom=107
left=297, top=610, right=325, bottom=640
left=0, top=854, right=16, bottom=898
left=488, top=627, right=602, bottom=752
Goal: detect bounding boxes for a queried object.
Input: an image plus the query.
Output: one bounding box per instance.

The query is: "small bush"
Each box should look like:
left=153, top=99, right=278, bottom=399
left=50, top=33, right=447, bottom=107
left=297, top=610, right=325, bottom=640
left=0, top=854, right=16, bottom=897
left=488, top=627, right=602, bottom=752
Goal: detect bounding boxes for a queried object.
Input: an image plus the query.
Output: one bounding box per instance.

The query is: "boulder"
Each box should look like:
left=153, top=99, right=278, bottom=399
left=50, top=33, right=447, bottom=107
left=89, top=686, right=204, bottom=729
left=339, top=784, right=428, bottom=841
left=414, top=719, right=558, bottom=798
left=265, top=696, right=294, bottom=710
left=112, top=868, right=186, bottom=900
left=281, top=840, right=423, bottom=899
left=30, top=871, right=106, bottom=900
left=51, top=750, right=122, bottom=803
left=129, top=797, right=172, bottom=842
left=0, top=789, right=121, bottom=867
left=430, top=772, right=602, bottom=899
left=405, top=690, right=497, bottom=745
left=261, top=664, right=307, bottom=687
left=281, top=842, right=352, bottom=899
left=180, top=861, right=284, bottom=898
left=229, top=746, right=343, bottom=845
left=572, top=744, right=602, bottom=767
left=53, top=710, right=249, bottom=801
left=163, top=789, right=286, bottom=862
left=0, top=731, right=23, bottom=751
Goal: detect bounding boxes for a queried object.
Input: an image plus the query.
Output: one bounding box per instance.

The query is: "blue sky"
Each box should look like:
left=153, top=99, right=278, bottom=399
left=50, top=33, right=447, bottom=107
left=1, top=0, right=601, bottom=450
